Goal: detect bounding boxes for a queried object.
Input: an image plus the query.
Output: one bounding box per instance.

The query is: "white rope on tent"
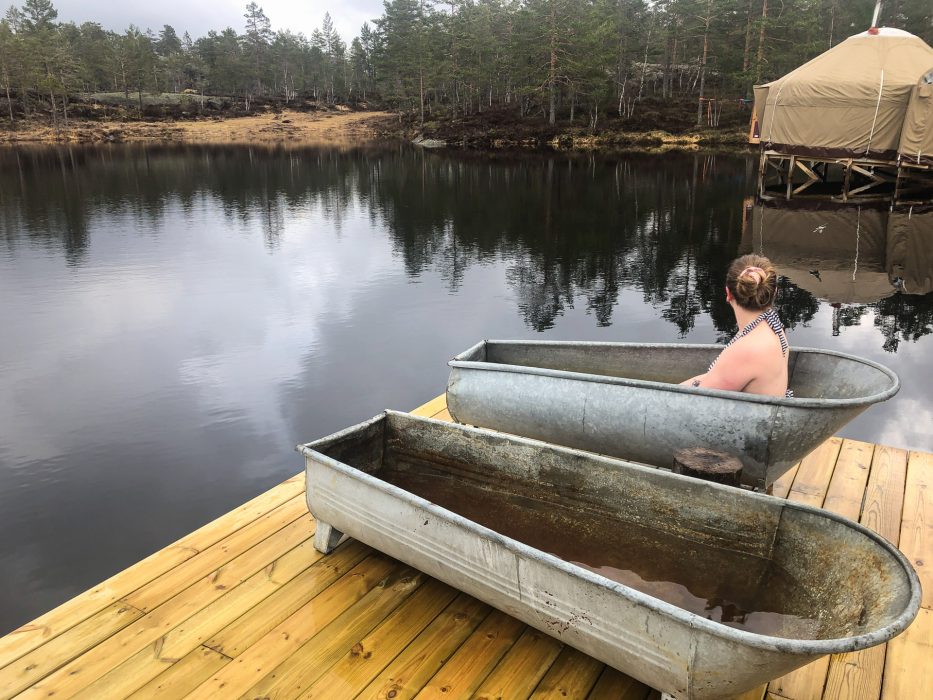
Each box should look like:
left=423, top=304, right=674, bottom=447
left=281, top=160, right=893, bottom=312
left=865, top=69, right=885, bottom=155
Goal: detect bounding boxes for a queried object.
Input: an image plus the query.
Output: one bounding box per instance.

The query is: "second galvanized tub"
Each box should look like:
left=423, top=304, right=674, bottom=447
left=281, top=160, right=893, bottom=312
left=447, top=340, right=900, bottom=488
left=298, top=412, right=920, bottom=700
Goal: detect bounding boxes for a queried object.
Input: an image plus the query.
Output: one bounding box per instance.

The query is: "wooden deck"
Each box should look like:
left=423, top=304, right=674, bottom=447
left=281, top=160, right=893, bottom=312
left=1, top=394, right=929, bottom=700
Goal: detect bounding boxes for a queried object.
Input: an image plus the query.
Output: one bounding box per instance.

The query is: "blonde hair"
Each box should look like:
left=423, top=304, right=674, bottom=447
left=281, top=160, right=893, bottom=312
left=726, top=254, right=777, bottom=310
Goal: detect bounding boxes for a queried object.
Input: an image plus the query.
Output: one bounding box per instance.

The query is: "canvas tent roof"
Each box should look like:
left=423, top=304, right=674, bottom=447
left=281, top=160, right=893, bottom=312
left=754, top=28, right=933, bottom=162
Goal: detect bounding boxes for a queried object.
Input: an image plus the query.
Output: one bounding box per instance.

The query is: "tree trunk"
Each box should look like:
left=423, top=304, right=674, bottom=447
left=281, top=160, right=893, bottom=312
left=49, top=87, right=56, bottom=127
left=138, top=85, right=144, bottom=118
left=755, top=0, right=769, bottom=84
left=697, top=7, right=711, bottom=127
left=4, top=84, right=13, bottom=126
left=419, top=67, right=425, bottom=126
left=637, top=28, right=651, bottom=100
left=742, top=0, right=753, bottom=74
left=548, top=1, right=557, bottom=125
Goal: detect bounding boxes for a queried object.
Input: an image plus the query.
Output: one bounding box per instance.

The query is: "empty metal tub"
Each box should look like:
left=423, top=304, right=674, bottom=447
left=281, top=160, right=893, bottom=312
left=447, top=340, right=900, bottom=488
left=297, top=411, right=919, bottom=700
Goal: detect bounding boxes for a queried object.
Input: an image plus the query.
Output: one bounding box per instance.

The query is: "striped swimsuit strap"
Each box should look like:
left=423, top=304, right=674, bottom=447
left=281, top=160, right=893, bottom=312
left=709, top=308, right=793, bottom=398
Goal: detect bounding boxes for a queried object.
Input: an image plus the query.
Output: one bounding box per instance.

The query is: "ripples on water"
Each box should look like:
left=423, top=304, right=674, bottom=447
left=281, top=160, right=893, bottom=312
left=0, top=145, right=931, bottom=632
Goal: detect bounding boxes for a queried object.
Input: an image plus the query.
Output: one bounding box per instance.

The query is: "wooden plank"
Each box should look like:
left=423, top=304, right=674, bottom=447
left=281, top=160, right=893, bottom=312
left=203, top=539, right=371, bottom=658
left=0, top=474, right=304, bottom=670
left=822, top=440, right=874, bottom=520
left=67, top=535, right=322, bottom=700
left=125, top=645, right=230, bottom=700
left=410, top=394, right=447, bottom=418
left=0, top=602, right=144, bottom=699
left=728, top=685, right=768, bottom=700
left=183, top=554, right=399, bottom=699
left=528, top=646, right=604, bottom=700
left=768, top=437, right=846, bottom=700
left=412, top=609, right=525, bottom=700
left=785, top=437, right=843, bottom=508
left=586, top=666, right=650, bottom=700
left=356, top=593, right=491, bottom=700
left=472, top=628, right=564, bottom=700
left=898, top=451, right=932, bottom=608
left=17, top=513, right=314, bottom=700
left=431, top=408, right=453, bottom=422
left=770, top=462, right=800, bottom=499
left=822, top=445, right=908, bottom=700
left=299, top=579, right=458, bottom=698
left=146, top=538, right=322, bottom=661
left=859, top=446, right=909, bottom=544
left=880, top=606, right=932, bottom=700
left=877, top=450, right=933, bottom=700
left=123, top=493, right=310, bottom=611
left=822, top=647, right=886, bottom=700
left=245, top=568, right=427, bottom=699
left=129, top=541, right=370, bottom=699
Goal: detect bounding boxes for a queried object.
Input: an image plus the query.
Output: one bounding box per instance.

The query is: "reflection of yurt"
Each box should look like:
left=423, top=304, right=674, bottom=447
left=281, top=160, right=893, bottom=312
left=887, top=208, right=933, bottom=294
left=899, top=69, right=933, bottom=166
left=741, top=203, right=894, bottom=304
left=753, top=29, right=933, bottom=161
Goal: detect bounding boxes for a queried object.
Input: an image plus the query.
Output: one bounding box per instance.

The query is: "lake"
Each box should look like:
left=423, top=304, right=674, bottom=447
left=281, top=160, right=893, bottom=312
left=1, top=145, right=931, bottom=633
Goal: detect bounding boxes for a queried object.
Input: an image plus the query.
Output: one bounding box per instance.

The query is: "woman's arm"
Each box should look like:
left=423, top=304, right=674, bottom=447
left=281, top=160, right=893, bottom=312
left=698, top=342, right=757, bottom=392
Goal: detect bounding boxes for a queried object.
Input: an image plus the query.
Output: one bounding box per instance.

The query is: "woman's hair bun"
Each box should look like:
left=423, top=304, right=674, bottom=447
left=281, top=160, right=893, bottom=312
left=727, top=255, right=777, bottom=310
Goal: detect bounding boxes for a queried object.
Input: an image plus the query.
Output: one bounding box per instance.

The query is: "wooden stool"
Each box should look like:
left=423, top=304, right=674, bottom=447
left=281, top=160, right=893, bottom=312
left=672, top=447, right=744, bottom=487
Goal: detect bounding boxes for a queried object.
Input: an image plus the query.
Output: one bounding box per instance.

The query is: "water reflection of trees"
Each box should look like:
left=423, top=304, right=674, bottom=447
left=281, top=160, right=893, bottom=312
left=874, top=294, right=933, bottom=353
left=2, top=145, right=931, bottom=349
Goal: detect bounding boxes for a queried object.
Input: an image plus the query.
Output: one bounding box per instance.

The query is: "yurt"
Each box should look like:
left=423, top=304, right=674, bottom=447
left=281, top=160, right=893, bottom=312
left=752, top=28, right=933, bottom=162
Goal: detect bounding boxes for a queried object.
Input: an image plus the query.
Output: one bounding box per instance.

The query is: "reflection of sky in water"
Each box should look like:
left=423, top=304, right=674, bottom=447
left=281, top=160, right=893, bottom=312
left=0, top=146, right=931, bottom=632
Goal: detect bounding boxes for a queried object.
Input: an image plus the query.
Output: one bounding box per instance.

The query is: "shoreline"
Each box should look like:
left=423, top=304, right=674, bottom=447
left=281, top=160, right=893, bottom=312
left=0, top=109, right=752, bottom=156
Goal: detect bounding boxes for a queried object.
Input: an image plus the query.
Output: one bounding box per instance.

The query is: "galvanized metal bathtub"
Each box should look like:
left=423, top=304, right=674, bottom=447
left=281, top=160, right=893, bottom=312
left=297, top=412, right=919, bottom=700
left=447, top=341, right=900, bottom=488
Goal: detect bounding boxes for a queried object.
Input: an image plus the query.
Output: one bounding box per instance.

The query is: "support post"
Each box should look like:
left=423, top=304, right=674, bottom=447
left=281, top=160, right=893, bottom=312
left=314, top=521, right=344, bottom=554
left=842, top=159, right=853, bottom=202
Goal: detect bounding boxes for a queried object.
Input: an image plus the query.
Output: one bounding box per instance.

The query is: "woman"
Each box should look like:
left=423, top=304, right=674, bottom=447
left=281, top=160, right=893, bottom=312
left=682, top=254, right=791, bottom=397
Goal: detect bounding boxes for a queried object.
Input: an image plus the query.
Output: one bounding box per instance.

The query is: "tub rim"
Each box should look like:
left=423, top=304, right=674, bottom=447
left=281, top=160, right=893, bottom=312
left=448, top=340, right=900, bottom=410
left=298, top=410, right=921, bottom=657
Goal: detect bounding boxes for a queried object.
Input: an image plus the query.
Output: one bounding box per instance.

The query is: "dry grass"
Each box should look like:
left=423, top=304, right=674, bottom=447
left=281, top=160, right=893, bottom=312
left=0, top=110, right=391, bottom=146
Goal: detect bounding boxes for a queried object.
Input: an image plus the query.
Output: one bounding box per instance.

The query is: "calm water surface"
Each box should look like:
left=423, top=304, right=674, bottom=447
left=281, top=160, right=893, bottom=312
left=1, top=145, right=931, bottom=632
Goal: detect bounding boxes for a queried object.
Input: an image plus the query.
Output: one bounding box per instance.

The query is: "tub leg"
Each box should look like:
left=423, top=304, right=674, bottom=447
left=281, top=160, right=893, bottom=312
left=314, top=521, right=344, bottom=554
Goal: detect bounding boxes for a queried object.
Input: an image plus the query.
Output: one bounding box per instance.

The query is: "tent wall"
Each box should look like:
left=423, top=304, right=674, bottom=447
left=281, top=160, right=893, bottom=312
left=898, top=72, right=933, bottom=166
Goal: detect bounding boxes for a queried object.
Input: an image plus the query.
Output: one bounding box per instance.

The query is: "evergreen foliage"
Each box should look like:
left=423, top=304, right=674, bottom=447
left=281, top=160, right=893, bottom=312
left=0, top=0, right=930, bottom=125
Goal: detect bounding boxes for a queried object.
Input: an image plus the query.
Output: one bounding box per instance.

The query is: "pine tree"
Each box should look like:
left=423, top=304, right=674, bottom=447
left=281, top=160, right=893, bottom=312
left=243, top=1, right=272, bottom=99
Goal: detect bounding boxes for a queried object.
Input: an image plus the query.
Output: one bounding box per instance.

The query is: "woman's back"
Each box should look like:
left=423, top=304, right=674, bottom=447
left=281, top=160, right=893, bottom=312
left=682, top=255, right=790, bottom=397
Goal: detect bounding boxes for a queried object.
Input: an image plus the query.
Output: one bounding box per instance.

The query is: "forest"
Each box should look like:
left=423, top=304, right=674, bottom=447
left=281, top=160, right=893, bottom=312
left=1, top=0, right=932, bottom=129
